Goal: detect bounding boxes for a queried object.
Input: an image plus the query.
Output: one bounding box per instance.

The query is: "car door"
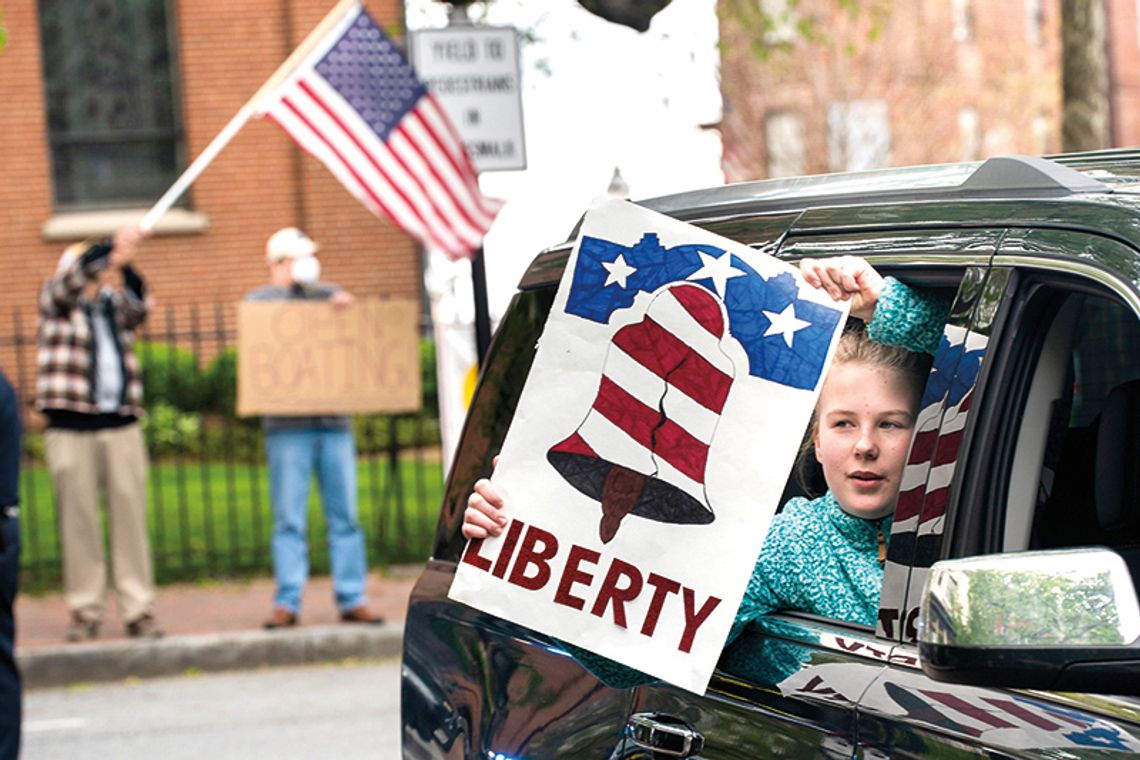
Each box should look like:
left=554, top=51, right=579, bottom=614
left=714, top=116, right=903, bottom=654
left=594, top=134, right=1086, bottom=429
left=403, top=214, right=804, bottom=759
left=856, top=228, right=1140, bottom=757
left=609, top=226, right=998, bottom=759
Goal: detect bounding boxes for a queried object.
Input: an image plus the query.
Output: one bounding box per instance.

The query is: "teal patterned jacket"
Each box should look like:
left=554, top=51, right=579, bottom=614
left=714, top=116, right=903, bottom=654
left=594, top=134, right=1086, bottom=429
left=568, top=278, right=950, bottom=688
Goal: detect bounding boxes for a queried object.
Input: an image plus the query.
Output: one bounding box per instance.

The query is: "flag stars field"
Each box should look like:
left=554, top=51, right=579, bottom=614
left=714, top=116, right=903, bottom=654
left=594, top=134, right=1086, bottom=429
left=603, top=254, right=637, bottom=288
left=762, top=303, right=812, bottom=348
left=687, top=250, right=746, bottom=296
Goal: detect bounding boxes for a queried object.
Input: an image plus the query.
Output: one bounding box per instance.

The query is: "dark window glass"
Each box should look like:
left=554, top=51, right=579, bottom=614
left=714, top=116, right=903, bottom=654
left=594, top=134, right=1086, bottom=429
left=433, top=287, right=555, bottom=562
left=1031, top=293, right=1140, bottom=587
left=39, top=0, right=183, bottom=208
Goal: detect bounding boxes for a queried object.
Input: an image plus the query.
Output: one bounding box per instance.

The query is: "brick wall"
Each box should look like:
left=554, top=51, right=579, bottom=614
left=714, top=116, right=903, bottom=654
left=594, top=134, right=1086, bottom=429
left=0, top=0, right=419, bottom=398
left=718, top=0, right=1064, bottom=180
left=1107, top=0, right=1140, bottom=146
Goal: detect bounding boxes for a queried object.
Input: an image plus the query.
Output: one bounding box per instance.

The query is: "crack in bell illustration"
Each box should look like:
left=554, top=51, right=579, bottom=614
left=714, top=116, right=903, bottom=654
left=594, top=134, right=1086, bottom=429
left=547, top=283, right=735, bottom=543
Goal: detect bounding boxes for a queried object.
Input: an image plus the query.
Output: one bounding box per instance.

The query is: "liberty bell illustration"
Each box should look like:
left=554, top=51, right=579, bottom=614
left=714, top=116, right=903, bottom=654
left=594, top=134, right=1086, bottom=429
left=547, top=283, right=735, bottom=543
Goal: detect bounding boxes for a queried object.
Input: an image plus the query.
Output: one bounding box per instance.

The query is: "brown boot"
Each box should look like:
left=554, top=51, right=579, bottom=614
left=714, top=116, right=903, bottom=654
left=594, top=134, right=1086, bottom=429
left=126, top=613, right=164, bottom=640
left=64, top=613, right=99, bottom=643
left=263, top=607, right=298, bottom=630
left=339, top=605, right=384, bottom=625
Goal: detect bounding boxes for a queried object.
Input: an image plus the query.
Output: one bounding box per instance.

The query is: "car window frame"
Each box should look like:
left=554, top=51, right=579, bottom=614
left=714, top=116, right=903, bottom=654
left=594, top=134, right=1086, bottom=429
left=947, top=234, right=1140, bottom=564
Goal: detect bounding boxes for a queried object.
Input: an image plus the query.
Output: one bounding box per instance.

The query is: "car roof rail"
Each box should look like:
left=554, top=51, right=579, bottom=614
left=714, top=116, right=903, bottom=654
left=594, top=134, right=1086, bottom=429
left=960, top=155, right=1110, bottom=195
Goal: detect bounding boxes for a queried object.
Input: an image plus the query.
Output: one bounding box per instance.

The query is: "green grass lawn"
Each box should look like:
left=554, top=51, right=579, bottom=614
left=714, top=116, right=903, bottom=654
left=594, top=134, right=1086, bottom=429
left=18, top=455, right=444, bottom=593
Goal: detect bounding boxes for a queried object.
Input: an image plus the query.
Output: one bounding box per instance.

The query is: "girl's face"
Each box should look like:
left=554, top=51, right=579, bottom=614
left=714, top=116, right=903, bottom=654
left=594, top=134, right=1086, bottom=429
left=813, top=360, right=918, bottom=520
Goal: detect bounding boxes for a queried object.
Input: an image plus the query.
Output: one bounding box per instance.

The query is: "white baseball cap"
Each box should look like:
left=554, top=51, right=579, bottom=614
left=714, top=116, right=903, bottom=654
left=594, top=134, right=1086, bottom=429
left=266, top=227, right=320, bottom=262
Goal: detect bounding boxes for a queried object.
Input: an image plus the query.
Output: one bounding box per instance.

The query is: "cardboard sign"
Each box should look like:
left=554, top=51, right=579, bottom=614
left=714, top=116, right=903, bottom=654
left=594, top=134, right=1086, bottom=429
left=448, top=200, right=849, bottom=694
left=237, top=298, right=421, bottom=417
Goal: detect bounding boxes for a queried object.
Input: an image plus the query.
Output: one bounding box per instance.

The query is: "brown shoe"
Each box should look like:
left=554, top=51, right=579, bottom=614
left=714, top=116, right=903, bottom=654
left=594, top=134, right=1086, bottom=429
left=65, top=613, right=99, bottom=643
left=339, top=605, right=384, bottom=625
left=126, top=613, right=164, bottom=640
left=263, top=607, right=298, bottom=630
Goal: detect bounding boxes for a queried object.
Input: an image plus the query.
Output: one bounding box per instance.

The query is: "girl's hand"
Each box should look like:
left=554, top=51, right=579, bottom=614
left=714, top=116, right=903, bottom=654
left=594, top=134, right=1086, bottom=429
left=800, top=256, right=885, bottom=322
left=462, top=456, right=506, bottom=539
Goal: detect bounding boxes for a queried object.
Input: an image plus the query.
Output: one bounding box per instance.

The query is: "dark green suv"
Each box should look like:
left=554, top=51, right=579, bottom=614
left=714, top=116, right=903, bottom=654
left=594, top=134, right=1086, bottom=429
left=402, top=152, right=1140, bottom=758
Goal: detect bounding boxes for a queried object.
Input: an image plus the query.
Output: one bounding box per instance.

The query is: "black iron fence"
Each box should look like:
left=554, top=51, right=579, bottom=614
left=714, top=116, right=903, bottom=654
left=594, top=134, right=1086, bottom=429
left=2, top=303, right=444, bottom=592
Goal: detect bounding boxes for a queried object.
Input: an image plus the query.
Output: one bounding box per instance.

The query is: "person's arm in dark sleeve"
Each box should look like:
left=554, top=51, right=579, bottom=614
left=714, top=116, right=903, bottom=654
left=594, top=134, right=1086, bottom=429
left=0, top=373, right=20, bottom=509
left=117, top=264, right=149, bottom=330
left=38, top=239, right=112, bottom=318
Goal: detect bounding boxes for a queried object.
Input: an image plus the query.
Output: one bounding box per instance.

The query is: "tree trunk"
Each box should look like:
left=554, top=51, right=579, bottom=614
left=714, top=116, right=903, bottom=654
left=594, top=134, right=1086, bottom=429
left=1061, top=0, right=1111, bottom=151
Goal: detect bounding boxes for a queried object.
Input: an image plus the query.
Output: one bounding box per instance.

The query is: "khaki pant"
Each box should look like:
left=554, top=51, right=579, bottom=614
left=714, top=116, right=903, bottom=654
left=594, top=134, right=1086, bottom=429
left=45, top=424, right=155, bottom=623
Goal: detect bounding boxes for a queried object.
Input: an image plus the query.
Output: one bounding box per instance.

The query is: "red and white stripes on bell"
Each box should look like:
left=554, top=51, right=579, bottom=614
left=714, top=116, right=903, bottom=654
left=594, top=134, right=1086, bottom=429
left=551, top=283, right=734, bottom=514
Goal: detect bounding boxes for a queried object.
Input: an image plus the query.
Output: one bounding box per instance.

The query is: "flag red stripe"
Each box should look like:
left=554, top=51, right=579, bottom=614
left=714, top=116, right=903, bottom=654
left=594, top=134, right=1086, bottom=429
left=919, top=691, right=1019, bottom=729
left=668, top=285, right=725, bottom=337
left=653, top=413, right=711, bottom=483
left=291, top=82, right=469, bottom=255
left=266, top=107, right=419, bottom=241
left=593, top=377, right=710, bottom=483
left=592, top=376, right=662, bottom=453
left=611, top=317, right=731, bottom=412
left=297, top=80, right=475, bottom=250
left=894, top=485, right=926, bottom=522
left=549, top=432, right=598, bottom=458
left=920, top=486, right=948, bottom=522
left=277, top=94, right=451, bottom=254
left=418, top=95, right=492, bottom=213
left=669, top=353, right=732, bottom=413
left=391, top=122, right=485, bottom=236
left=980, top=698, right=1063, bottom=731
left=932, top=429, right=964, bottom=467
left=907, top=427, right=940, bottom=464
left=399, top=108, right=497, bottom=227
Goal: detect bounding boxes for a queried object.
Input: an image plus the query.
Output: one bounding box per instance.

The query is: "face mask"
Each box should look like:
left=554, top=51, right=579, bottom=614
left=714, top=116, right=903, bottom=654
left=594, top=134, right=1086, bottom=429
left=291, top=255, right=321, bottom=285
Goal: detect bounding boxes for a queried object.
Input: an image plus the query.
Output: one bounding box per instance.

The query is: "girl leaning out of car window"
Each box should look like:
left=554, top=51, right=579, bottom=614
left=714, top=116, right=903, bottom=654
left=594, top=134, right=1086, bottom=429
left=460, top=257, right=949, bottom=688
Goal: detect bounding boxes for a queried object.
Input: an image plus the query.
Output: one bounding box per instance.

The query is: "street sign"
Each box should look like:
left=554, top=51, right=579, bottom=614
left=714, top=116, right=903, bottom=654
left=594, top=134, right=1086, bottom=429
left=411, top=26, right=526, bottom=172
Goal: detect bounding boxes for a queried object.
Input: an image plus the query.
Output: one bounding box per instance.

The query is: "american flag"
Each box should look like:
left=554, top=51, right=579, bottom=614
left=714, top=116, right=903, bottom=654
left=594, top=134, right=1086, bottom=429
left=256, top=3, right=501, bottom=260
left=877, top=324, right=987, bottom=642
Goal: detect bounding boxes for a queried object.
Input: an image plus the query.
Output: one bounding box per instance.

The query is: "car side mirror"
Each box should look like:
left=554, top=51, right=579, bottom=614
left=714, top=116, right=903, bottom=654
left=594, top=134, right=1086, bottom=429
left=917, top=548, right=1140, bottom=696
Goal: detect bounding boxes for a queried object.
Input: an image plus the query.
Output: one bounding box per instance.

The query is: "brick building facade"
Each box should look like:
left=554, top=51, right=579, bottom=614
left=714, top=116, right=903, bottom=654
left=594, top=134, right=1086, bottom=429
left=717, top=0, right=1090, bottom=182
left=1108, top=0, right=1140, bottom=146
left=0, top=0, right=419, bottom=407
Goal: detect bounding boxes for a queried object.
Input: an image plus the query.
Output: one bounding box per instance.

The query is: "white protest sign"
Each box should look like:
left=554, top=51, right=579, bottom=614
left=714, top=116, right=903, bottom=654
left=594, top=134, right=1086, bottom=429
left=449, top=200, right=848, bottom=693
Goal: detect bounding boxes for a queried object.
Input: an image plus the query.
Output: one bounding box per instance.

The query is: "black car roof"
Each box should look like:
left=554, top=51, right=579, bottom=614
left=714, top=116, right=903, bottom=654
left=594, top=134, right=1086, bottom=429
left=636, top=152, right=1140, bottom=226
left=520, top=151, right=1140, bottom=293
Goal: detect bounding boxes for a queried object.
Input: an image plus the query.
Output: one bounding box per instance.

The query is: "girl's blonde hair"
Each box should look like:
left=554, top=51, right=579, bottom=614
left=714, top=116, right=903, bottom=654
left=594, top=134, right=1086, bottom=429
left=794, top=325, right=931, bottom=496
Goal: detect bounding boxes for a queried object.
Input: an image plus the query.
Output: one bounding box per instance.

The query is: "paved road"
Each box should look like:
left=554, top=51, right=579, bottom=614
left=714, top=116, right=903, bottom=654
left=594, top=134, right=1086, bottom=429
left=22, top=657, right=400, bottom=759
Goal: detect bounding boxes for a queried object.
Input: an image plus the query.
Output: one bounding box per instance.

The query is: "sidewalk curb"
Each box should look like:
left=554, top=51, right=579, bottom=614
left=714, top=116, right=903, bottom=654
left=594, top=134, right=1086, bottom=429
left=17, top=622, right=406, bottom=690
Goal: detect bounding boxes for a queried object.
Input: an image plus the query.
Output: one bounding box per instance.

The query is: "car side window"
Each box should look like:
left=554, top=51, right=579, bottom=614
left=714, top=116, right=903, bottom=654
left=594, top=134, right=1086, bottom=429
left=1007, top=289, right=1140, bottom=589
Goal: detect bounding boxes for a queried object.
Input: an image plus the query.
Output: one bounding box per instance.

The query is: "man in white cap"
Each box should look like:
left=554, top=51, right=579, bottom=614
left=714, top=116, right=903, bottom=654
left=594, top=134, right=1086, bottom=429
left=245, top=227, right=383, bottom=629
left=35, top=225, right=163, bottom=642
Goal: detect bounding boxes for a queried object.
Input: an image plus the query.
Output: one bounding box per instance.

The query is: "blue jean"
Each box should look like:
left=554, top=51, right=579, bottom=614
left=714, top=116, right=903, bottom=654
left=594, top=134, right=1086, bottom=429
left=265, top=428, right=368, bottom=614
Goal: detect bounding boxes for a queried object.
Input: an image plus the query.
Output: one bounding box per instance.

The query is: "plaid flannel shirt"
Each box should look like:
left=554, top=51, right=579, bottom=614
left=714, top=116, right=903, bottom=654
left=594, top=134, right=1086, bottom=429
left=34, top=241, right=149, bottom=418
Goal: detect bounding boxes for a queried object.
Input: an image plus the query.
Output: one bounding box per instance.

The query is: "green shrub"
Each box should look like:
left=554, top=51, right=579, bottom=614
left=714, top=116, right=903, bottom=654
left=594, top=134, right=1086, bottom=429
left=143, top=401, right=202, bottom=457
left=137, top=341, right=205, bottom=411
left=202, top=347, right=238, bottom=418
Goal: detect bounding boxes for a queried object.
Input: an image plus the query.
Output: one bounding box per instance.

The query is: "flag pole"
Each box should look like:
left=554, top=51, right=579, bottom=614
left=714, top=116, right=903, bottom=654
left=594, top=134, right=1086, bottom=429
left=138, top=0, right=362, bottom=233
left=139, top=104, right=255, bottom=232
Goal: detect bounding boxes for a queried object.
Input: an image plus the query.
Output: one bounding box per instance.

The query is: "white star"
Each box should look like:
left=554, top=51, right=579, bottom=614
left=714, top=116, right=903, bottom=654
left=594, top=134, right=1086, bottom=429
left=763, top=304, right=812, bottom=348
left=602, top=254, right=637, bottom=288
left=686, top=251, right=746, bottom=296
